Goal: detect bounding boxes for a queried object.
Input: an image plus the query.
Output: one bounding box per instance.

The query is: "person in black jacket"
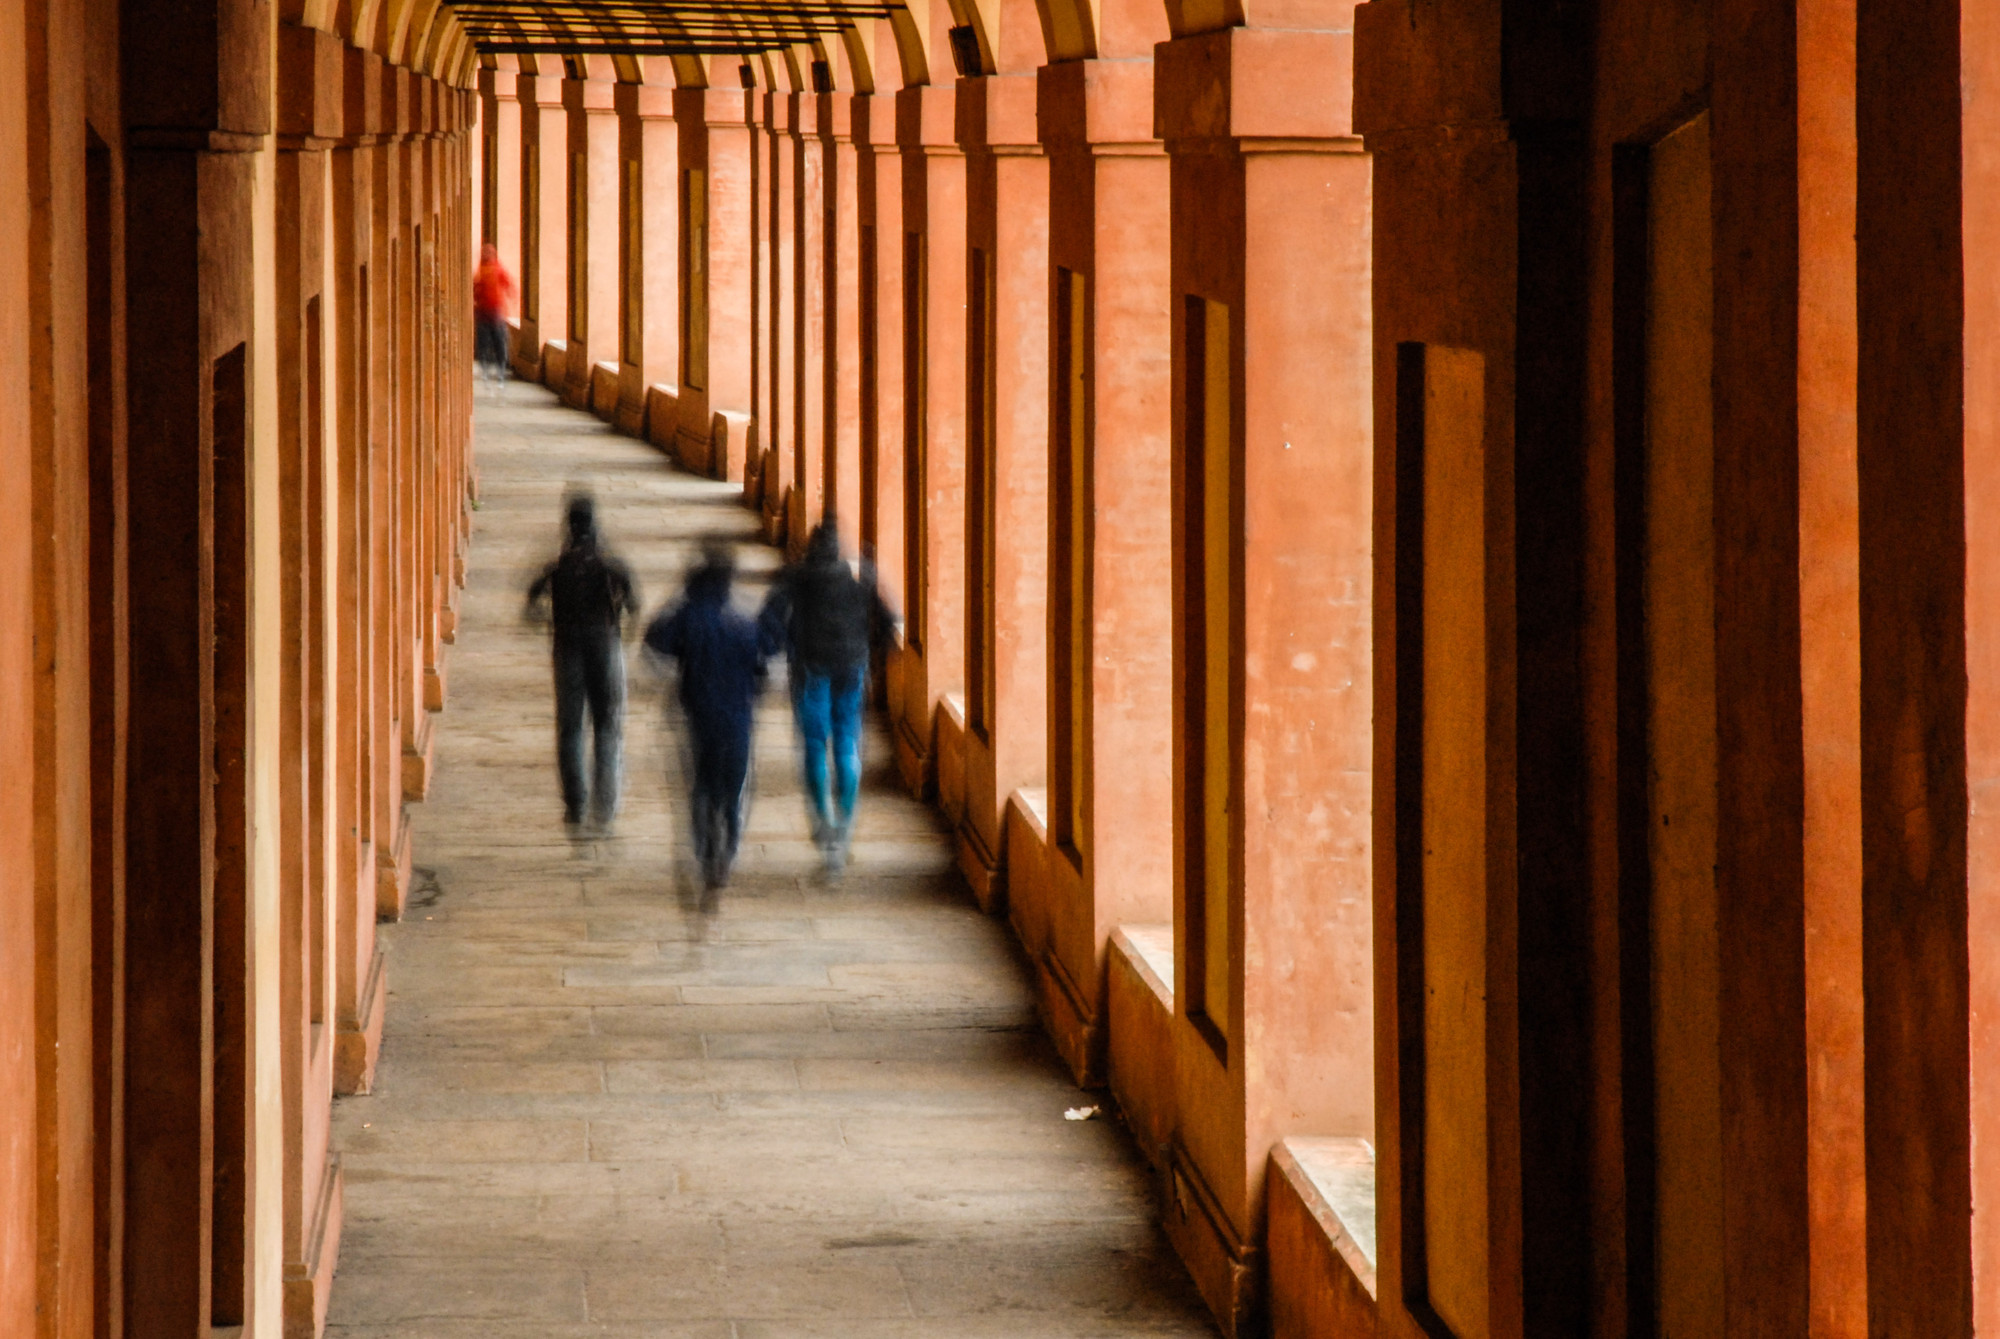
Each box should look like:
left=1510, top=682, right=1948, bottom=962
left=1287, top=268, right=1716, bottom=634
left=759, top=522, right=895, bottom=872
left=644, top=545, right=767, bottom=889
left=526, top=492, right=639, bottom=831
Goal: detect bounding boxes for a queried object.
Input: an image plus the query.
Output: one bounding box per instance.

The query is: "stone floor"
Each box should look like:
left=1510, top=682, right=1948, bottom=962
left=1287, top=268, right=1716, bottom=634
left=324, top=378, right=1216, bottom=1337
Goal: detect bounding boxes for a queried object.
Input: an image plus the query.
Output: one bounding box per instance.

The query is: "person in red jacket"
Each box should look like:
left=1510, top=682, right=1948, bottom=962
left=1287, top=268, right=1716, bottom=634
left=473, top=243, right=515, bottom=388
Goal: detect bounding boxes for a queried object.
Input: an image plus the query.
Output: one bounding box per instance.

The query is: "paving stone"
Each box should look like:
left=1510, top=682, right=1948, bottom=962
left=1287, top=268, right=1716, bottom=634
left=325, top=382, right=1213, bottom=1336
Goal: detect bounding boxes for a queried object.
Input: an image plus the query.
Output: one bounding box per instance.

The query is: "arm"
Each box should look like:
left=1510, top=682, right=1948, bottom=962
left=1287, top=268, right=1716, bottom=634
left=756, top=575, right=793, bottom=659
left=524, top=562, right=554, bottom=623
left=610, top=560, right=642, bottom=633
left=640, top=605, right=683, bottom=676
left=863, top=564, right=900, bottom=649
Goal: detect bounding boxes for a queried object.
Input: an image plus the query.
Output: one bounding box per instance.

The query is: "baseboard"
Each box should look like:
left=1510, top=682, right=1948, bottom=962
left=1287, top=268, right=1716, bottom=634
left=375, top=818, right=412, bottom=920
left=1164, top=1141, right=1264, bottom=1339
left=893, top=715, right=932, bottom=799
left=956, top=815, right=1005, bottom=915
left=1035, top=947, right=1104, bottom=1088
left=283, top=1153, right=344, bottom=1339
left=335, top=945, right=387, bottom=1096
left=401, top=713, right=435, bottom=802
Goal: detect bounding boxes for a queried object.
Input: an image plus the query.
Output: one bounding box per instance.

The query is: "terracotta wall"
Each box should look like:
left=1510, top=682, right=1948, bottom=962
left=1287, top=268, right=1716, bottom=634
left=0, top=0, right=476, bottom=1324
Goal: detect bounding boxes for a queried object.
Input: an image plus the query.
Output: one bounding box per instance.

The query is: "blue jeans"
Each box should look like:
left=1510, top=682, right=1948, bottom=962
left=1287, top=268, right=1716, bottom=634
left=794, top=668, right=864, bottom=835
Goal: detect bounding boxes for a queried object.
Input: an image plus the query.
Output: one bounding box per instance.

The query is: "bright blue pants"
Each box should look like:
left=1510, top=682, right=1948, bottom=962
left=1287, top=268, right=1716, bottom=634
left=794, top=668, right=864, bottom=831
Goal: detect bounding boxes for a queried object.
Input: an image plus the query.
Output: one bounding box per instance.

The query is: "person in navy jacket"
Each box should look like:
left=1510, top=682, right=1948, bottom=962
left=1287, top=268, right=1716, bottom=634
left=644, top=544, right=768, bottom=889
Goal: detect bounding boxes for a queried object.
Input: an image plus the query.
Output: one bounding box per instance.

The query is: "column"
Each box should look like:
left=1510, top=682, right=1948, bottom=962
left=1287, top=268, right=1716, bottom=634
left=562, top=67, right=619, bottom=410
left=517, top=67, right=568, bottom=381
left=615, top=73, right=679, bottom=436
left=955, top=70, right=1049, bottom=908
left=328, top=54, right=385, bottom=1097
left=675, top=85, right=757, bottom=478
left=890, top=82, right=967, bottom=795
left=827, top=89, right=864, bottom=553
left=1031, top=54, right=1172, bottom=1084
left=1157, top=25, right=1374, bottom=1332
left=863, top=89, right=906, bottom=613
left=792, top=89, right=827, bottom=548
left=486, top=64, right=523, bottom=276
left=767, top=89, right=799, bottom=544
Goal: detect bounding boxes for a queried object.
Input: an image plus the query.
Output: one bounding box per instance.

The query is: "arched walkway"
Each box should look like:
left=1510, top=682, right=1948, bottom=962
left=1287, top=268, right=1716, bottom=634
left=324, top=380, right=1214, bottom=1335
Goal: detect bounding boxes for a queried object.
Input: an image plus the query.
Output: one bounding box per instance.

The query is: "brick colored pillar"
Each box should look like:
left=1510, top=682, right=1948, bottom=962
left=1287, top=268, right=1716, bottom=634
left=675, top=86, right=756, bottom=477
left=1031, top=53, right=1172, bottom=1085
left=1156, top=26, right=1374, bottom=1333
left=614, top=75, right=678, bottom=435
left=956, top=70, right=1049, bottom=908
left=766, top=90, right=800, bottom=543
left=827, top=90, right=863, bottom=552
left=890, top=83, right=967, bottom=795
left=483, top=65, right=523, bottom=278
left=563, top=71, right=619, bottom=409
left=327, top=110, right=385, bottom=1098
left=517, top=70, right=567, bottom=379
left=792, top=91, right=828, bottom=548
left=862, top=90, right=906, bottom=605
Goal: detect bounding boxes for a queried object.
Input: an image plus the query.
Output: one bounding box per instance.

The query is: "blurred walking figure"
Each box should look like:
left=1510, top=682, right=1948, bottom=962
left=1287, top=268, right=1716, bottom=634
left=644, top=545, right=768, bottom=890
left=526, top=493, right=639, bottom=832
left=760, top=523, right=895, bottom=873
left=473, top=243, right=514, bottom=390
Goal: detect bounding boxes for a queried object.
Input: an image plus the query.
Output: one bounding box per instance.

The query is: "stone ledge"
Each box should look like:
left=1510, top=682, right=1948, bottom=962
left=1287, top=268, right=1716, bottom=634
left=1268, top=1136, right=1377, bottom=1338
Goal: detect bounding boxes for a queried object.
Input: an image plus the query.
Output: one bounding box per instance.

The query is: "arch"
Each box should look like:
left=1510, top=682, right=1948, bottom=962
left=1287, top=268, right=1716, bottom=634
left=955, top=0, right=1044, bottom=73
left=836, top=25, right=875, bottom=93
left=880, top=9, right=930, bottom=87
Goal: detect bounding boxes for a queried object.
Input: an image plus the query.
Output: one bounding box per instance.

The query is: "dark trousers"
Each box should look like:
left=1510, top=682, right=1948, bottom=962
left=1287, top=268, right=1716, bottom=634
left=555, top=630, right=624, bottom=823
left=475, top=313, right=509, bottom=371
left=688, top=722, right=752, bottom=885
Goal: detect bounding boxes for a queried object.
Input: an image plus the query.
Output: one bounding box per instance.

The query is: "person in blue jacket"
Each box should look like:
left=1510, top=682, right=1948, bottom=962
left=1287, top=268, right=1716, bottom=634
left=644, top=544, right=767, bottom=890
left=758, top=522, right=895, bottom=874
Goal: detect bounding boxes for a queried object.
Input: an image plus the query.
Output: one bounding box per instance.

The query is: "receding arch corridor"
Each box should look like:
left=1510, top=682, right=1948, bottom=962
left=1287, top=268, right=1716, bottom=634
left=323, top=380, right=1213, bottom=1336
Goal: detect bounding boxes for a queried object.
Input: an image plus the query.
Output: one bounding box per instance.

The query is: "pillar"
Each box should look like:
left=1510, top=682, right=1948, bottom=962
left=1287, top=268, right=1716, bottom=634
left=792, top=88, right=828, bottom=550
left=274, top=21, right=343, bottom=1331
left=955, top=70, right=1049, bottom=907
left=1031, top=53, right=1172, bottom=1085
left=890, top=81, right=967, bottom=795
left=328, top=49, right=385, bottom=1102
left=827, top=89, right=863, bottom=550
left=766, top=88, right=800, bottom=543
left=562, top=66, right=619, bottom=409
left=516, top=67, right=567, bottom=380
left=675, top=84, right=757, bottom=478
left=863, top=85, right=906, bottom=617
left=614, top=74, right=678, bottom=436
left=1156, top=24, right=1374, bottom=1333
left=484, top=64, right=523, bottom=277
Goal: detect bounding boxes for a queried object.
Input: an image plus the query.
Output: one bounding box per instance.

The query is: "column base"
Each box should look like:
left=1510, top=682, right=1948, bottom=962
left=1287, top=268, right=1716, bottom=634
left=955, top=815, right=1005, bottom=915
left=402, top=712, right=435, bottom=801
left=1033, top=943, right=1104, bottom=1088
left=375, top=816, right=413, bottom=920
left=282, top=1152, right=344, bottom=1339
left=1163, top=1142, right=1264, bottom=1339
left=786, top=485, right=807, bottom=557
left=334, top=944, right=388, bottom=1095
left=613, top=391, right=646, bottom=437
left=424, top=659, right=447, bottom=712
left=1107, top=927, right=1177, bottom=1167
